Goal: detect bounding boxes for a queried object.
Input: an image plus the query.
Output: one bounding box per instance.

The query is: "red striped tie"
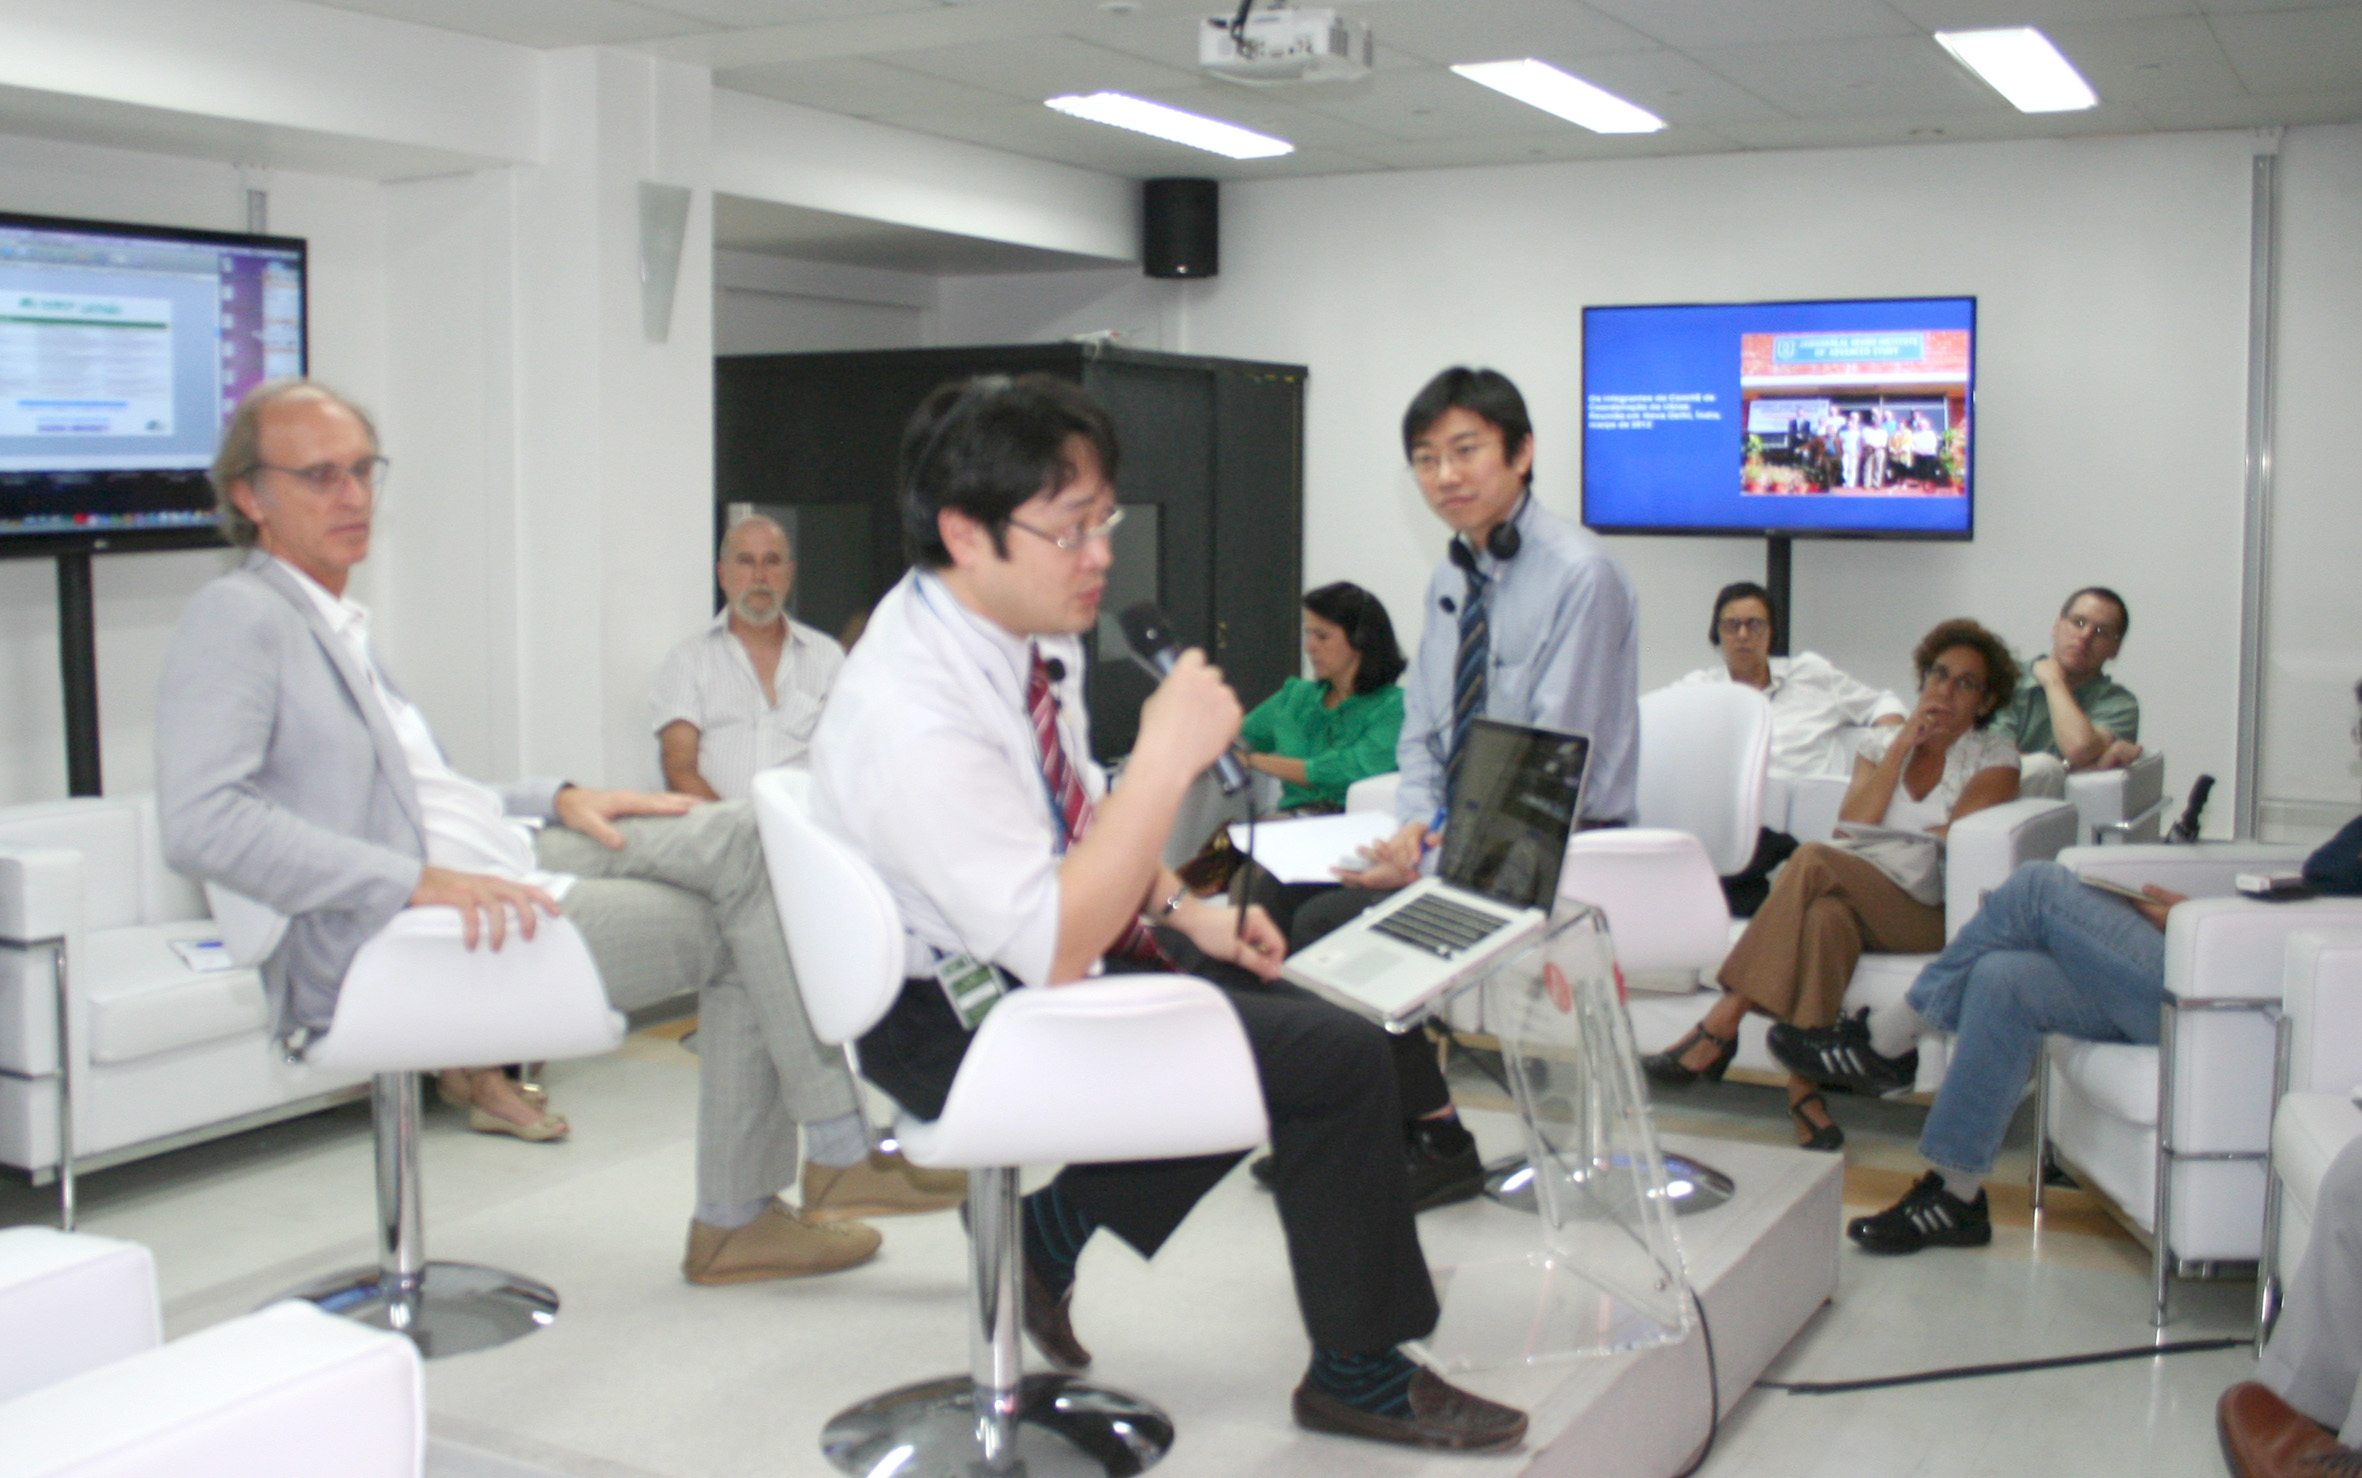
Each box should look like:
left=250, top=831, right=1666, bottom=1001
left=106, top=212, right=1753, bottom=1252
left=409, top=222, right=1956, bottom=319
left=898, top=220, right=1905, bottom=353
left=1028, top=648, right=1171, bottom=966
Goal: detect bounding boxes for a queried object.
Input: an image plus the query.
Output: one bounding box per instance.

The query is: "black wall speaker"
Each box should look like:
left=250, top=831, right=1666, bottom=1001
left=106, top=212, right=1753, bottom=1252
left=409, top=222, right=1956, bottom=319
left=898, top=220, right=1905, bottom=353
left=1143, top=178, right=1218, bottom=280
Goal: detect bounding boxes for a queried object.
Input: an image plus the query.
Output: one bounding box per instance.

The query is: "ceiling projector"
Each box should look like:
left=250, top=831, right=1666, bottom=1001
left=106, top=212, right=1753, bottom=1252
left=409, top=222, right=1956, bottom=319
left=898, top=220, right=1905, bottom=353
left=1200, top=6, right=1373, bottom=84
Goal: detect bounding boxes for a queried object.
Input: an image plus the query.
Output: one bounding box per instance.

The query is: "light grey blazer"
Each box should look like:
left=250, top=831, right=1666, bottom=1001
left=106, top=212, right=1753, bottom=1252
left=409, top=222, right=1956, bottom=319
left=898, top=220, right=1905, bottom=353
left=156, top=551, right=564, bottom=1033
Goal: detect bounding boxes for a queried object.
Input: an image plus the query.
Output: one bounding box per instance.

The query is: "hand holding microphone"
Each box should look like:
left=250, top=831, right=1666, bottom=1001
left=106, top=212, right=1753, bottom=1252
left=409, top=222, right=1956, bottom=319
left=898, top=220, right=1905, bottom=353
left=1119, top=602, right=1250, bottom=795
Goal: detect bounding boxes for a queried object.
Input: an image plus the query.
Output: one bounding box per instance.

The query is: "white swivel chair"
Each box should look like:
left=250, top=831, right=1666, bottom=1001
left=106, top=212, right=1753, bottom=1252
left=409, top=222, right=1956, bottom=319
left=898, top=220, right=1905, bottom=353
left=2038, top=845, right=2362, bottom=1324
left=0, top=1226, right=423, bottom=1477
left=274, top=908, right=624, bottom=1358
left=753, top=769, right=1268, bottom=1477
left=2258, top=927, right=2362, bottom=1340
left=1631, top=684, right=1773, bottom=877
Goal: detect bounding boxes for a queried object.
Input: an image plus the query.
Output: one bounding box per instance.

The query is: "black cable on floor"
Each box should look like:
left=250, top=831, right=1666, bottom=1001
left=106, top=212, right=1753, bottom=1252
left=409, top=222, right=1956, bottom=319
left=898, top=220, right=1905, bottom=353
left=1671, top=1291, right=1721, bottom=1478
left=1755, top=1336, right=2251, bottom=1396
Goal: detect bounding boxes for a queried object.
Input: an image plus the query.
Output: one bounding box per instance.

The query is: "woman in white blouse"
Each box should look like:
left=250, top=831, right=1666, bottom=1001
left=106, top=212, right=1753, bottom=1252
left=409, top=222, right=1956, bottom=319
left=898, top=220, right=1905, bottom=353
left=1679, top=581, right=1906, bottom=913
left=1645, top=618, right=2021, bottom=1151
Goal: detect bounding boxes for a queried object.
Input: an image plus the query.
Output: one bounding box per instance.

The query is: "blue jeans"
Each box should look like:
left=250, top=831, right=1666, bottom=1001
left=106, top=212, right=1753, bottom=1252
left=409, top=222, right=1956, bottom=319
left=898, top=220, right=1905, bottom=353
left=1907, top=861, right=2167, bottom=1178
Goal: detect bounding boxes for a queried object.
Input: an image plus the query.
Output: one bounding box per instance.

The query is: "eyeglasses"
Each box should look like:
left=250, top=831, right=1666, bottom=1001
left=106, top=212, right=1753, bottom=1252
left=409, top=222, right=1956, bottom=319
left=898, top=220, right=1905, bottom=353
left=1923, top=662, right=1988, bottom=698
left=253, top=457, right=390, bottom=496
left=1006, top=505, right=1125, bottom=552
left=2062, top=613, right=2122, bottom=642
left=1718, top=616, right=1769, bottom=637
left=1409, top=437, right=1504, bottom=479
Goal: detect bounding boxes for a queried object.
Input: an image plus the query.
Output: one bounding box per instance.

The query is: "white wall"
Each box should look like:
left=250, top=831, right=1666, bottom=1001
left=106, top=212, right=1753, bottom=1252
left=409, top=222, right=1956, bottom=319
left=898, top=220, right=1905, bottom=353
left=0, top=131, right=386, bottom=807
left=714, top=249, right=932, bottom=355
left=2259, top=122, right=2362, bottom=837
left=936, top=129, right=2314, bottom=837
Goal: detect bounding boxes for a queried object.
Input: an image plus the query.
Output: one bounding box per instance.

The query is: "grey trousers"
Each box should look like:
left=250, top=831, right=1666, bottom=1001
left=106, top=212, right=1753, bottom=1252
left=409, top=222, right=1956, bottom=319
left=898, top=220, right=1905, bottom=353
left=535, top=801, right=859, bottom=1206
left=2260, top=1134, right=2362, bottom=1441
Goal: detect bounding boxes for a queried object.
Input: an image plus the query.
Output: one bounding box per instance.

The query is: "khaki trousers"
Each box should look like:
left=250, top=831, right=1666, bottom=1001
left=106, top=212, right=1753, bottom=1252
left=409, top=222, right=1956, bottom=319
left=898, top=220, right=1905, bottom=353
left=1716, top=842, right=1944, bottom=1028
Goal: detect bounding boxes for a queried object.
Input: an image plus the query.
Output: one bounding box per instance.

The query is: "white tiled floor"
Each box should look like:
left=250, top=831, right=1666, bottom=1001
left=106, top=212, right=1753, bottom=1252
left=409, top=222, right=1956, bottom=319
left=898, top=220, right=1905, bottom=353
left=1, top=1032, right=2256, bottom=1477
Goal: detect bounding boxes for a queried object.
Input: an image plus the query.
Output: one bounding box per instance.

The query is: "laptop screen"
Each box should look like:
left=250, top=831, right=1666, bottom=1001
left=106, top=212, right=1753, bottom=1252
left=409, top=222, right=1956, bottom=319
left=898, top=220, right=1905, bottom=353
left=1436, top=719, right=1590, bottom=909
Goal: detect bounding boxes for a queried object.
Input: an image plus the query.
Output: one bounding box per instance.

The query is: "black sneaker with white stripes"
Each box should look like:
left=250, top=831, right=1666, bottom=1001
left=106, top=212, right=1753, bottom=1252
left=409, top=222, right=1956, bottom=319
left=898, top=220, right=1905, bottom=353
left=1848, top=1171, right=1992, bottom=1254
left=1767, top=1009, right=1918, bottom=1098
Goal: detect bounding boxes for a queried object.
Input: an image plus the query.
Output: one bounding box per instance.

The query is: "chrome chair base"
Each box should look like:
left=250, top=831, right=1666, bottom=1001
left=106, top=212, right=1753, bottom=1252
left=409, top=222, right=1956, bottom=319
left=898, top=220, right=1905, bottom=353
left=281, top=1260, right=558, bottom=1359
left=1482, top=1152, right=1736, bottom=1217
left=821, top=1373, right=1174, bottom=1478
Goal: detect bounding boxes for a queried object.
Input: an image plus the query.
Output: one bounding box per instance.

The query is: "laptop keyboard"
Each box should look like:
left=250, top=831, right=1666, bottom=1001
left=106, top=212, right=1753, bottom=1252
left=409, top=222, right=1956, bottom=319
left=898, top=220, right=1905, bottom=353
left=1370, top=893, right=1511, bottom=959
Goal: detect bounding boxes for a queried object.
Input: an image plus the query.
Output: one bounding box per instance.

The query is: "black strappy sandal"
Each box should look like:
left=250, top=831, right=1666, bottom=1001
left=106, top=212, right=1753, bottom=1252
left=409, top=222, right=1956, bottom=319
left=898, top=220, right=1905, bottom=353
left=1642, top=1023, right=1738, bottom=1088
left=1788, top=1090, right=1845, bottom=1153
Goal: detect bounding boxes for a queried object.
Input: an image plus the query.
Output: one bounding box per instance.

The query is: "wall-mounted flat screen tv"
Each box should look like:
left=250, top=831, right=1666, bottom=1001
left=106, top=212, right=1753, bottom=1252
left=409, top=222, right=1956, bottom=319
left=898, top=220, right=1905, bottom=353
left=0, top=210, right=306, bottom=556
left=1582, top=296, right=1974, bottom=541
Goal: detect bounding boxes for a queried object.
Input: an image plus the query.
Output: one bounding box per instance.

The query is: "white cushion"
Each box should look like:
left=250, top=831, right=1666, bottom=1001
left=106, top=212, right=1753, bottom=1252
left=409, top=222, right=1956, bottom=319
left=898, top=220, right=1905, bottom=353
left=1558, top=829, right=1731, bottom=975
left=2285, top=929, right=2362, bottom=1096
left=0, top=1230, right=159, bottom=1407
left=82, top=925, right=269, bottom=1067
left=2050, top=1039, right=2159, bottom=1128
left=2275, top=1093, right=2362, bottom=1225
left=1345, top=773, right=1399, bottom=816
left=0, top=803, right=146, bottom=933
left=0, top=1300, right=422, bottom=1478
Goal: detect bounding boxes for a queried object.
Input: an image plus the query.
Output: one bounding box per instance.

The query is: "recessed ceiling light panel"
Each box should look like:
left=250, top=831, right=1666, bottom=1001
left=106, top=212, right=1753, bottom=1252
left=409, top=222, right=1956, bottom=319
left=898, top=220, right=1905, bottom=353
left=1044, top=92, right=1294, bottom=159
left=1450, top=59, right=1666, bottom=135
left=1934, top=27, right=2098, bottom=113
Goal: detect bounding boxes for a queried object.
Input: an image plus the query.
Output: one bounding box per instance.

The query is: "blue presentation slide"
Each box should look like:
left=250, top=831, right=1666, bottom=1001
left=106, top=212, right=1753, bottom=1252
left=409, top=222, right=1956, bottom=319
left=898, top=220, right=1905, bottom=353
left=1582, top=297, right=1975, bottom=539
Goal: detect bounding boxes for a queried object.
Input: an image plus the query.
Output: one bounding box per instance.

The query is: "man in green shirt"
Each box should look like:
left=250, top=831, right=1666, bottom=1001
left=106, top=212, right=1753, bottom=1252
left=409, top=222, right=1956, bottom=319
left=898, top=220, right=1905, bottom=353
left=1996, top=587, right=2142, bottom=771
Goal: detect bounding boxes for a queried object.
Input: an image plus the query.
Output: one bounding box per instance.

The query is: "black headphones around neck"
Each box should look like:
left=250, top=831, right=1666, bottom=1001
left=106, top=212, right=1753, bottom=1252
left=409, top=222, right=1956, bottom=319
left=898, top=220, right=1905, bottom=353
left=1447, top=489, right=1528, bottom=573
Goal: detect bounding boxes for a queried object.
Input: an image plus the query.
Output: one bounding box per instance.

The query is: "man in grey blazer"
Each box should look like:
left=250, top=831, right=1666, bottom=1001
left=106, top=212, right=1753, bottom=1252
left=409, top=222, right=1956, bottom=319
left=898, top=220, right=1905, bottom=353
left=156, top=378, right=960, bottom=1286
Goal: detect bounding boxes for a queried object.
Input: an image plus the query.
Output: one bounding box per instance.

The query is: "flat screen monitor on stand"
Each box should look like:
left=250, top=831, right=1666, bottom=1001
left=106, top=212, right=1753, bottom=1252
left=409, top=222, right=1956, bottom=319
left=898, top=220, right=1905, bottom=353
left=1583, top=295, right=1977, bottom=650
left=0, top=209, right=307, bottom=793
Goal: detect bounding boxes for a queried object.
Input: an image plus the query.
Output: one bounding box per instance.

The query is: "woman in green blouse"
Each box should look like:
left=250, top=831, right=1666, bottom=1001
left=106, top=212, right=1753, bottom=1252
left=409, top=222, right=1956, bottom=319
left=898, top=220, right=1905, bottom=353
left=1239, top=581, right=1407, bottom=813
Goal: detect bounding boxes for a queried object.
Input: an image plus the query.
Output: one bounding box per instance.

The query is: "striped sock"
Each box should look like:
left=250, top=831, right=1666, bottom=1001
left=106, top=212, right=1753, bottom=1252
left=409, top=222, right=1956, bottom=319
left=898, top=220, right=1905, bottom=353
left=1307, top=1348, right=1417, bottom=1418
left=1022, top=1182, right=1098, bottom=1297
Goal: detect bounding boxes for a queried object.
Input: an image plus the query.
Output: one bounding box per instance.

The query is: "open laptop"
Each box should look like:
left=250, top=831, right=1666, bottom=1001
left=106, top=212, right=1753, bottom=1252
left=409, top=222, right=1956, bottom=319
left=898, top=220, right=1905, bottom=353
left=1283, top=718, right=1589, bottom=1031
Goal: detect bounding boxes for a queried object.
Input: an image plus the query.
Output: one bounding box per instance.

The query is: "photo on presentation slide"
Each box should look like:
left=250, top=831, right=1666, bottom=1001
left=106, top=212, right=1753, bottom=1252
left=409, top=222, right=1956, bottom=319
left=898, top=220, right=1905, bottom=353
left=1737, top=330, right=1968, bottom=499
left=1583, top=296, right=1976, bottom=541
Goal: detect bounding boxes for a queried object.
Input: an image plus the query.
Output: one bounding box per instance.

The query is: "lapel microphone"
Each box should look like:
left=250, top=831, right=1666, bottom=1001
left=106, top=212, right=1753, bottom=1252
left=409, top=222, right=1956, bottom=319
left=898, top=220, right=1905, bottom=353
left=1117, top=602, right=1249, bottom=795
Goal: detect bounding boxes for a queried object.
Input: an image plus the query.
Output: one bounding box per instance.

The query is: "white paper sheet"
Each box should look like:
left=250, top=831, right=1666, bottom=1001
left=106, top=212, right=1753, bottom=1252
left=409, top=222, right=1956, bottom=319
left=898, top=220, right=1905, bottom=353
left=1227, top=810, right=1399, bottom=885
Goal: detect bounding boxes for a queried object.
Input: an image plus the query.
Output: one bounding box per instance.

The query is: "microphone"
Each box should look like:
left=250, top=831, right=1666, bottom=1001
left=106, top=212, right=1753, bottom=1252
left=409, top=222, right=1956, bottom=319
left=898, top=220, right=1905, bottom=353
left=1042, top=656, right=1066, bottom=684
left=1117, top=601, right=1248, bottom=795
left=2167, top=774, right=2215, bottom=844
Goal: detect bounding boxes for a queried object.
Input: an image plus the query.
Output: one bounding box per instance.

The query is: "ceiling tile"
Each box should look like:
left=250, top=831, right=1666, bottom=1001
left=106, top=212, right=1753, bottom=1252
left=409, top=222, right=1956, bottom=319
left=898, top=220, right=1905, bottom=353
left=1690, top=34, right=2007, bottom=117
left=2196, top=0, right=2362, bottom=14
left=719, top=56, right=1011, bottom=116
left=1887, top=0, right=2198, bottom=24
left=303, top=0, right=711, bottom=46
left=2210, top=5, right=2362, bottom=92
left=1581, top=0, right=1920, bottom=49
left=2043, top=16, right=2250, bottom=102
left=882, top=98, right=1347, bottom=177
left=877, top=34, right=1201, bottom=101
left=1126, top=82, right=1421, bottom=151
left=1348, top=122, right=1736, bottom=169
left=649, top=0, right=932, bottom=22
left=1557, top=47, right=1792, bottom=123
left=2132, top=83, right=2362, bottom=124
left=1288, top=65, right=1585, bottom=139
left=1712, top=101, right=2152, bottom=149
left=1364, top=0, right=1659, bottom=67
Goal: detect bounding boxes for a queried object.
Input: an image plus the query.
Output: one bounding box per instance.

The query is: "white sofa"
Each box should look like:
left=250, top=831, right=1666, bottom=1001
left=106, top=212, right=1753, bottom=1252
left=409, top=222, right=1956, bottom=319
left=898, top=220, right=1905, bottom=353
left=0, top=1226, right=423, bottom=1477
left=2259, top=927, right=2362, bottom=1339
left=2038, top=844, right=2362, bottom=1323
left=0, top=795, right=369, bottom=1186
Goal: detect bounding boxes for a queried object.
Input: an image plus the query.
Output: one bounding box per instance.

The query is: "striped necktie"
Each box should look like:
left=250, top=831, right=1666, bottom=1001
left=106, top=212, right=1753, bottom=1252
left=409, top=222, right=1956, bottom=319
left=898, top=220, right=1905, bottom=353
left=1027, top=648, right=1170, bottom=966
left=1450, top=562, right=1490, bottom=780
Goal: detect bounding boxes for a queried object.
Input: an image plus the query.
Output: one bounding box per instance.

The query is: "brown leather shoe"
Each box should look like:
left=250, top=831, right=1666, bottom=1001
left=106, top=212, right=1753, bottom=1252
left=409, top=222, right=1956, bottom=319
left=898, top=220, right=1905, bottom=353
left=1023, top=1260, right=1092, bottom=1373
left=803, top=1151, right=967, bottom=1223
left=1293, top=1366, right=1527, bottom=1453
left=682, top=1205, right=880, bottom=1285
left=2219, top=1381, right=2355, bottom=1477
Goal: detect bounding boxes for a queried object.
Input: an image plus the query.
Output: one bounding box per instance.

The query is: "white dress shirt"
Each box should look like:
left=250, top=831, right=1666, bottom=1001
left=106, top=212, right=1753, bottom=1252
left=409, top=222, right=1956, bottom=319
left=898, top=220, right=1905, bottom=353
left=1677, top=652, right=1909, bottom=780
left=279, top=560, right=572, bottom=896
left=649, top=612, right=845, bottom=801
left=811, top=569, right=1092, bottom=987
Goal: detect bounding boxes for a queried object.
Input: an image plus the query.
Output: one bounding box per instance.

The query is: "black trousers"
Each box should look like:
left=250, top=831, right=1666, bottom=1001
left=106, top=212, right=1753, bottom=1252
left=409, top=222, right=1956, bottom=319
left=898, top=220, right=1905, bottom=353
left=858, top=931, right=1440, bottom=1354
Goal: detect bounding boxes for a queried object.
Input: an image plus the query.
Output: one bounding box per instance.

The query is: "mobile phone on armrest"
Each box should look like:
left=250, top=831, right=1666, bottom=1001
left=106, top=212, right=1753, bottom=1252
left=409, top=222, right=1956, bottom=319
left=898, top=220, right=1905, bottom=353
left=2235, top=873, right=2317, bottom=902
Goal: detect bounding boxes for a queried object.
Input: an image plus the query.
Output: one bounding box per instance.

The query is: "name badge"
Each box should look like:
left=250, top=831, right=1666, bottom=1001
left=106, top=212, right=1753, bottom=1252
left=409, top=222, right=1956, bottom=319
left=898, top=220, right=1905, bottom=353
left=934, top=951, right=1006, bottom=1031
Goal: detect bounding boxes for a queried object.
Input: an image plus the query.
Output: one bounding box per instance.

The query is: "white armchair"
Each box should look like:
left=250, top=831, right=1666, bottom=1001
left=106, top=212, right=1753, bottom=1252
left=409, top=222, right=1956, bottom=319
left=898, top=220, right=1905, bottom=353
left=0, top=1227, right=423, bottom=1477
left=0, top=796, right=369, bottom=1219
left=2038, top=844, right=2362, bottom=1324
left=2259, top=927, right=2362, bottom=1341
